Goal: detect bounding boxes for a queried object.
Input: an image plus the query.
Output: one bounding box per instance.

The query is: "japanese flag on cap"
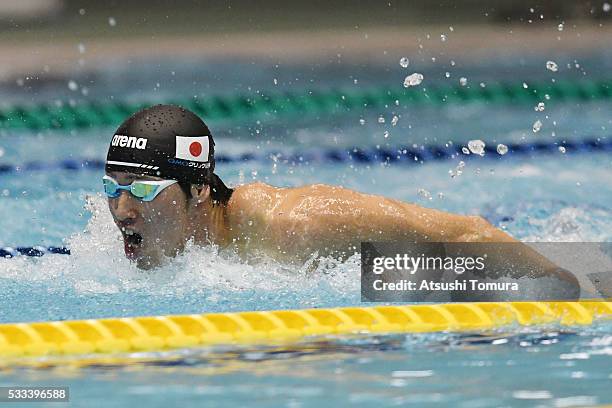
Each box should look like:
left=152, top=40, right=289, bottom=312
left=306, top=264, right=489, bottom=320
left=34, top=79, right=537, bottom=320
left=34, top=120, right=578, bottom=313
left=175, top=135, right=210, bottom=162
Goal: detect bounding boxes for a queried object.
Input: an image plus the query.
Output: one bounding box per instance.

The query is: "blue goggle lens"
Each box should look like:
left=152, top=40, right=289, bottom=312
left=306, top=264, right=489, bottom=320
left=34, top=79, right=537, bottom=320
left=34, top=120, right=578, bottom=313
left=130, top=182, right=158, bottom=199
left=103, top=177, right=120, bottom=197
left=102, top=176, right=175, bottom=201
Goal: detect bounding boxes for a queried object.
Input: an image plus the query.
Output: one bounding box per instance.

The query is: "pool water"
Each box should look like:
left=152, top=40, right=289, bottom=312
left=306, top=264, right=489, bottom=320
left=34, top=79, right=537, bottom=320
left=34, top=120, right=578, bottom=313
left=1, top=55, right=611, bottom=407
left=3, top=324, right=612, bottom=407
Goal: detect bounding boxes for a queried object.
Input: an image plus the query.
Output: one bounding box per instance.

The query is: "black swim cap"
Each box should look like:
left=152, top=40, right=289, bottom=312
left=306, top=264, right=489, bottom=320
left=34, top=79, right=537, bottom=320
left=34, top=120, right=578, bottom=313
left=105, top=105, right=215, bottom=185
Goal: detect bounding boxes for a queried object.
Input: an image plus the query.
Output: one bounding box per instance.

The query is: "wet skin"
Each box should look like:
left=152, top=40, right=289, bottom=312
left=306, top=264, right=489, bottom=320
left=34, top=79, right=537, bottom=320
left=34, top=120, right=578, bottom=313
left=107, top=172, right=580, bottom=297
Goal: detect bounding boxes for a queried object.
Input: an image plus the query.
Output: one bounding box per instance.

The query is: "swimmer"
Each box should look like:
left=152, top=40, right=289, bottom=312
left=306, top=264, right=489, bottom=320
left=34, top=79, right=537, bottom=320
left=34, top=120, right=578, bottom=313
left=104, top=105, right=579, bottom=298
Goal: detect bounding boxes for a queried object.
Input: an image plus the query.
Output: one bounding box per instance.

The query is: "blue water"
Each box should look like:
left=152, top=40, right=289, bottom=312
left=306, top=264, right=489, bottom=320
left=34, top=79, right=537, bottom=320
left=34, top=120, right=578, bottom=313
left=1, top=55, right=612, bottom=406
left=3, top=325, right=611, bottom=407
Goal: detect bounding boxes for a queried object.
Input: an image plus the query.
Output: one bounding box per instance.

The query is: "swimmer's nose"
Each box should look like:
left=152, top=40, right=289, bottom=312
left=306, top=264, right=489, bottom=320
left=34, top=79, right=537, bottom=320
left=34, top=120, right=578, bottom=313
left=111, top=190, right=139, bottom=224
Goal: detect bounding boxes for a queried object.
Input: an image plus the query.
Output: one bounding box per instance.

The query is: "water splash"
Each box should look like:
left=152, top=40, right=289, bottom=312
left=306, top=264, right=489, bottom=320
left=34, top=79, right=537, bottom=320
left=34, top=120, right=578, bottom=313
left=403, top=73, right=424, bottom=87
left=0, top=195, right=363, bottom=321
left=533, top=120, right=543, bottom=133
left=497, top=144, right=508, bottom=155
left=468, top=139, right=485, bottom=156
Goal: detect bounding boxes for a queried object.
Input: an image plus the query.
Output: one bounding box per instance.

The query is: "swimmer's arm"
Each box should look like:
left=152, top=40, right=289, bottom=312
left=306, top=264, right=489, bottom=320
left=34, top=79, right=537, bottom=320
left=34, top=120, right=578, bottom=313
left=364, top=198, right=580, bottom=297
left=438, top=215, right=580, bottom=298
left=278, top=186, right=579, bottom=297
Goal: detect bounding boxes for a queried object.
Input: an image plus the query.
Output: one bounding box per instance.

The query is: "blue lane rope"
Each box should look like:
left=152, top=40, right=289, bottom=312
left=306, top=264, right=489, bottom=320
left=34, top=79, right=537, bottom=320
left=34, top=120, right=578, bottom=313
left=2, top=137, right=610, bottom=258
left=0, top=247, right=70, bottom=258
left=1, top=138, right=610, bottom=175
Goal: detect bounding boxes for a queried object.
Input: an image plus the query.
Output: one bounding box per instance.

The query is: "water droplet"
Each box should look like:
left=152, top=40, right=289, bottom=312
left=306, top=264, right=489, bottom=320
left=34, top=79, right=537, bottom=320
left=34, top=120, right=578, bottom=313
left=108, top=17, right=116, bottom=27
left=445, top=72, right=450, bottom=78
left=533, top=120, right=543, bottom=133
left=558, top=23, right=564, bottom=31
left=67, top=80, right=78, bottom=91
left=359, top=118, right=366, bottom=125
left=497, top=144, right=508, bottom=155
left=378, top=115, right=385, bottom=124
left=417, top=188, right=432, bottom=200
left=534, top=102, right=545, bottom=111
left=399, top=57, right=410, bottom=68
left=383, top=131, right=390, bottom=138
left=79, top=8, right=85, bottom=15
left=273, top=78, right=278, bottom=85
left=604, top=2, right=611, bottom=12
left=558, top=146, right=566, bottom=153
left=391, top=115, right=399, bottom=126
left=546, top=60, right=558, bottom=72
left=403, top=73, right=424, bottom=87
left=461, top=147, right=470, bottom=154
left=449, top=160, right=465, bottom=178
left=459, top=77, right=467, bottom=86
left=468, top=139, right=486, bottom=156
left=440, top=34, right=447, bottom=42
left=523, top=82, right=528, bottom=89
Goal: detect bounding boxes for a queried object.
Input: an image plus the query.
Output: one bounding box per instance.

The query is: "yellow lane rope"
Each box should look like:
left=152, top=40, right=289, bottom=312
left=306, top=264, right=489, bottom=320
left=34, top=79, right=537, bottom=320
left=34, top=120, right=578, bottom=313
left=0, top=301, right=610, bottom=358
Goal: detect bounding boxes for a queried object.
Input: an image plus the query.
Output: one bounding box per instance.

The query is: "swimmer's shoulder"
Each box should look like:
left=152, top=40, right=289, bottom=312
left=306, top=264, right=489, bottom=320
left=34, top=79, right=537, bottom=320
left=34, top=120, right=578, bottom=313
left=227, top=182, right=350, bottom=219
left=227, top=182, right=283, bottom=213
left=229, top=182, right=339, bottom=202
left=284, top=183, right=358, bottom=198
left=229, top=181, right=404, bottom=211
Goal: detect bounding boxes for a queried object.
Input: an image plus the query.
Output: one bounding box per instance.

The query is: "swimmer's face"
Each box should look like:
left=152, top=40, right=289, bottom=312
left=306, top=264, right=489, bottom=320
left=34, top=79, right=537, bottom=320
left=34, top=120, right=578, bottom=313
left=106, top=171, right=190, bottom=269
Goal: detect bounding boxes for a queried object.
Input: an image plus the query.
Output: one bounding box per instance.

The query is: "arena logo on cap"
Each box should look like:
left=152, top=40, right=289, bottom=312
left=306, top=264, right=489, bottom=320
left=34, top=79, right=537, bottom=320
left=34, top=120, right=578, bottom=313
left=111, top=134, right=148, bottom=149
left=175, top=136, right=209, bottom=162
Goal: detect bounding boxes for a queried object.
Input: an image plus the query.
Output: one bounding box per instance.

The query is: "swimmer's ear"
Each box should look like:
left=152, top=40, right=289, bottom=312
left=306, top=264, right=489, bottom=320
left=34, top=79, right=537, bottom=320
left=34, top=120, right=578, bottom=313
left=189, top=184, right=211, bottom=205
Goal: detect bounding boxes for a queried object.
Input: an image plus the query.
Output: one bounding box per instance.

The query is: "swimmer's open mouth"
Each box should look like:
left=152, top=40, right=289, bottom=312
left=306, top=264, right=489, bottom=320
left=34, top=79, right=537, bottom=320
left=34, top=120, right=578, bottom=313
left=122, top=230, right=143, bottom=259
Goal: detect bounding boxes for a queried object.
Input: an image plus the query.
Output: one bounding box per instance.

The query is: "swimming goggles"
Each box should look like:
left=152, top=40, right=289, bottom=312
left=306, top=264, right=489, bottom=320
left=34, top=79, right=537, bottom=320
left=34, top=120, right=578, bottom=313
left=102, top=175, right=178, bottom=202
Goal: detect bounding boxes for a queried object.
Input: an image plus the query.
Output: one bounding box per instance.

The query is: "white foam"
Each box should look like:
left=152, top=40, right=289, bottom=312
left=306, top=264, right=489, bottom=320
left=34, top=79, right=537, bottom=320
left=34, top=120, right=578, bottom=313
left=0, top=194, right=361, bottom=302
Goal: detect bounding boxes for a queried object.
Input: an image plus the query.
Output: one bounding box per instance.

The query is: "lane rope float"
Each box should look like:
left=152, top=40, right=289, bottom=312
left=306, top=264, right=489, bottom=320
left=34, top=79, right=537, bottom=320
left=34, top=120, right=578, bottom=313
left=0, top=301, right=609, bottom=358
left=0, top=247, right=70, bottom=258
left=1, top=137, right=610, bottom=175
left=0, top=79, right=611, bottom=131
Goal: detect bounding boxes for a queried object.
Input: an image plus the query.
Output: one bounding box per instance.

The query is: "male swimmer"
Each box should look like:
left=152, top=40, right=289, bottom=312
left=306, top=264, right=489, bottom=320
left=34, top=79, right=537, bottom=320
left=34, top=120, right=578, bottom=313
left=104, top=105, right=580, bottom=298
